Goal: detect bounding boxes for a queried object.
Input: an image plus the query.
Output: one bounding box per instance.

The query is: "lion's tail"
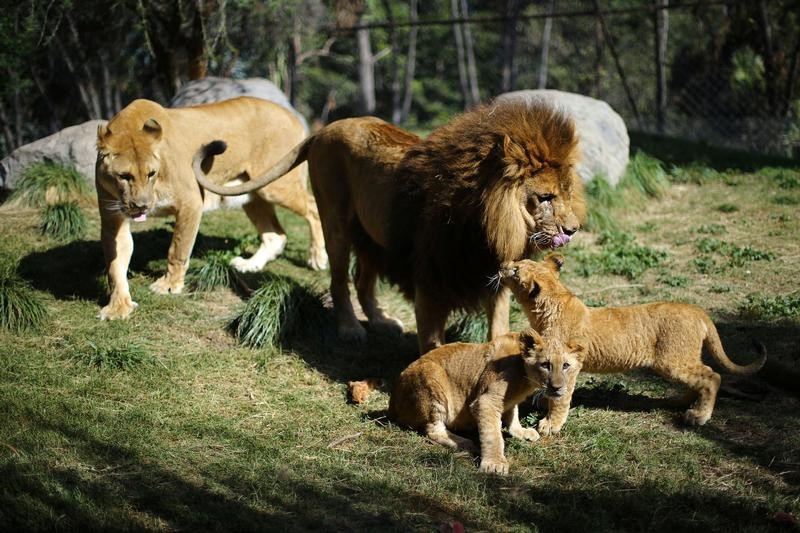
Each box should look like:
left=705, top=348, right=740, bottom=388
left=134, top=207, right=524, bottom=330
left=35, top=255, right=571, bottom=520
left=703, top=316, right=767, bottom=375
left=192, top=135, right=315, bottom=196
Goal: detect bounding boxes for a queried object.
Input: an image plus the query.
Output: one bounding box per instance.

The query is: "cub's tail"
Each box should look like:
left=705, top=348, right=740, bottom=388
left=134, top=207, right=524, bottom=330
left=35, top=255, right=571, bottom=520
left=703, top=316, right=767, bottom=375
left=192, top=135, right=315, bottom=196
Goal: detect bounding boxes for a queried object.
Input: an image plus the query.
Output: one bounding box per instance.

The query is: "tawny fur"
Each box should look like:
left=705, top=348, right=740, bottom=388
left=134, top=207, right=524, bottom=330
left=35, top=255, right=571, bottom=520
left=347, top=379, right=382, bottom=404
left=500, top=255, right=767, bottom=428
left=95, top=97, right=327, bottom=320
left=193, top=98, right=585, bottom=353
left=388, top=330, right=585, bottom=475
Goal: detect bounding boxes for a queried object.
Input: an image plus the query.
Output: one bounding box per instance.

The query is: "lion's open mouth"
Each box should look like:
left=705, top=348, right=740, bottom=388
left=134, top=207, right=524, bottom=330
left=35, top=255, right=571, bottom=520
left=128, top=209, right=148, bottom=222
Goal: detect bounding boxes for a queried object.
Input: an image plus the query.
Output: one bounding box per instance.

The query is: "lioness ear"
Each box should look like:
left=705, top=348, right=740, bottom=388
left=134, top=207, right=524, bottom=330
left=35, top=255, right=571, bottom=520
left=96, top=123, right=111, bottom=149
left=546, top=253, right=565, bottom=272
left=519, top=328, right=543, bottom=350
left=142, top=118, right=162, bottom=140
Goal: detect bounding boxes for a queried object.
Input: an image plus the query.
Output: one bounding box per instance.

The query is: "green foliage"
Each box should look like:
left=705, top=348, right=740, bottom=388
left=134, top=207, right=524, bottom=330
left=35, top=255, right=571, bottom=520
left=0, top=256, right=47, bottom=333
left=694, top=238, right=774, bottom=267
left=571, top=231, right=666, bottom=279
left=695, top=223, right=726, bottom=235
left=772, top=195, right=799, bottom=205
left=740, top=293, right=800, bottom=321
left=10, top=163, right=92, bottom=208
left=619, top=152, right=669, bottom=199
left=39, top=201, right=88, bottom=241
left=233, top=274, right=326, bottom=348
left=716, top=203, right=739, bottom=213
left=659, top=273, right=690, bottom=288
left=445, top=312, right=488, bottom=343
left=692, top=255, right=718, bottom=274
left=188, top=250, right=236, bottom=292
left=584, top=176, right=620, bottom=233
left=763, top=168, right=800, bottom=189
left=74, top=341, right=154, bottom=370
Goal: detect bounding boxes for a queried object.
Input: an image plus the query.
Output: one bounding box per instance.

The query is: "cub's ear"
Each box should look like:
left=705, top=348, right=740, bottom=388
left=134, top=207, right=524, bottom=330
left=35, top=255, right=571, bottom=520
left=142, top=118, right=163, bottom=140
left=546, top=253, right=565, bottom=272
left=519, top=328, right=544, bottom=350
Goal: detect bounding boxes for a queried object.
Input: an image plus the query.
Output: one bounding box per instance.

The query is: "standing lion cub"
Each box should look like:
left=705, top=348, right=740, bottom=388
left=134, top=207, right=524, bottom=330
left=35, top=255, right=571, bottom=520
left=389, top=330, right=585, bottom=475
left=499, top=255, right=767, bottom=430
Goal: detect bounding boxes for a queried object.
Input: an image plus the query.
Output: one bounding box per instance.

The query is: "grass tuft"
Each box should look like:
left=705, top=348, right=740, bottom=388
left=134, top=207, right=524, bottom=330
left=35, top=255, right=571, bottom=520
left=694, top=238, right=775, bottom=267
left=619, top=152, right=669, bottom=199
left=740, top=293, right=800, bottom=321
left=584, top=176, right=620, bottom=233
left=74, top=341, right=154, bottom=370
left=39, top=201, right=88, bottom=241
left=445, top=312, right=488, bottom=343
left=0, top=256, right=48, bottom=333
left=9, top=162, right=92, bottom=207
left=233, top=274, right=327, bottom=348
left=570, top=231, right=667, bottom=279
left=188, top=250, right=236, bottom=292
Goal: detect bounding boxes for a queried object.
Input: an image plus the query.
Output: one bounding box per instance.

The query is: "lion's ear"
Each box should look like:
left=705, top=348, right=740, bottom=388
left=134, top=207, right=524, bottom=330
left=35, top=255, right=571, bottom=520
left=502, top=135, right=526, bottom=163
left=96, top=123, right=111, bottom=149
left=519, top=328, right=543, bottom=350
left=546, top=253, right=565, bottom=272
left=566, top=337, right=588, bottom=359
left=143, top=118, right=163, bottom=140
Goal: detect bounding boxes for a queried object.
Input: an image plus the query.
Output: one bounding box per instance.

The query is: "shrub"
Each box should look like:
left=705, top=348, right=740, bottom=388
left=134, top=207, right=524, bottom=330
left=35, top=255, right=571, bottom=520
left=39, top=201, right=88, bottom=241
left=10, top=162, right=92, bottom=208
left=188, top=250, right=236, bottom=292
left=0, top=257, right=48, bottom=333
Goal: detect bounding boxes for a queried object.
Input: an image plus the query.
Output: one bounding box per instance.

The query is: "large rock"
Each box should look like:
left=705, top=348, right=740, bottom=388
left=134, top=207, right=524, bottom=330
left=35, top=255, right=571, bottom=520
left=497, top=90, right=629, bottom=186
left=170, top=76, right=308, bottom=132
left=0, top=119, right=106, bottom=189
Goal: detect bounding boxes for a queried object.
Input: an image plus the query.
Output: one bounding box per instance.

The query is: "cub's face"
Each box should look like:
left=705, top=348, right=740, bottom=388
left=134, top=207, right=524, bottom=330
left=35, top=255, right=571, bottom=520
left=520, top=329, right=584, bottom=399
left=96, top=119, right=163, bottom=220
left=499, top=254, right=565, bottom=308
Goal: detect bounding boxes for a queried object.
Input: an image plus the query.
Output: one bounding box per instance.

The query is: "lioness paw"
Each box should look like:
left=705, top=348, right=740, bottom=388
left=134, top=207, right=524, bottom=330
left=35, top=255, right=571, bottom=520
left=98, top=299, right=138, bottom=320
left=308, top=249, right=329, bottom=271
left=683, top=409, right=711, bottom=426
left=149, top=276, right=183, bottom=295
left=537, top=418, right=561, bottom=436
left=479, top=458, right=509, bottom=475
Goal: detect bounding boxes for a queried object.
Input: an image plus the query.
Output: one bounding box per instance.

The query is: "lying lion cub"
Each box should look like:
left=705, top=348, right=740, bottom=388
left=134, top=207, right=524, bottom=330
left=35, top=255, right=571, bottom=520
left=500, top=255, right=767, bottom=430
left=389, top=330, right=585, bottom=475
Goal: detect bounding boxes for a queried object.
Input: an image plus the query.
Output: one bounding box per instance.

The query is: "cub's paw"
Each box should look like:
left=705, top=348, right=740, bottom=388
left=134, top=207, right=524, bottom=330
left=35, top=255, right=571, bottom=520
left=98, top=299, right=138, bottom=320
left=338, top=322, right=368, bottom=344
left=479, top=457, right=509, bottom=476
left=510, top=426, right=541, bottom=443
left=683, top=409, right=711, bottom=426
left=149, top=276, right=184, bottom=295
left=537, top=418, right=562, bottom=437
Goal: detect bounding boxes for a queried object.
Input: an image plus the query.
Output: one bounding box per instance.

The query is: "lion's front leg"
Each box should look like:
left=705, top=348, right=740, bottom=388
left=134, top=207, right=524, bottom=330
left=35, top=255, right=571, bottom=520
left=538, top=372, right=578, bottom=436
left=471, top=392, right=509, bottom=475
left=99, top=214, right=137, bottom=320
left=150, top=202, right=202, bottom=295
left=504, top=404, right=540, bottom=443
left=483, top=287, right=511, bottom=341
left=414, top=288, right=450, bottom=354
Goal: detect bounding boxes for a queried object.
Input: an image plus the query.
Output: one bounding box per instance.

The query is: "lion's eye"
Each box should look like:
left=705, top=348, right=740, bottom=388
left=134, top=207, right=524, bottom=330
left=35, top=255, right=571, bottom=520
left=536, top=193, right=556, bottom=202
left=119, top=173, right=134, bottom=182
left=563, top=362, right=571, bottom=370
left=540, top=361, right=551, bottom=371
left=147, top=170, right=157, bottom=178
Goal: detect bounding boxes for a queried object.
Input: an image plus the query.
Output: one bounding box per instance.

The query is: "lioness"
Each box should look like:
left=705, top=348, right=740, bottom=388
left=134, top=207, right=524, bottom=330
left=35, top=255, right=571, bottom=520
left=193, top=98, right=585, bottom=352
left=499, top=255, right=767, bottom=429
left=388, top=330, right=585, bottom=475
left=95, top=97, right=327, bottom=320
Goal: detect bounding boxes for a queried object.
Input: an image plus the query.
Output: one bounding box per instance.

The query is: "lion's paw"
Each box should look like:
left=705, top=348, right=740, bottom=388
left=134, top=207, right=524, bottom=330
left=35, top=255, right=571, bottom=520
left=479, top=457, right=509, bottom=475
left=683, top=409, right=711, bottom=426
left=537, top=418, right=561, bottom=437
left=370, top=315, right=404, bottom=335
left=229, top=256, right=263, bottom=273
left=149, top=276, right=183, bottom=295
left=510, top=426, right=541, bottom=443
left=98, top=299, right=138, bottom=320
left=308, top=248, right=329, bottom=271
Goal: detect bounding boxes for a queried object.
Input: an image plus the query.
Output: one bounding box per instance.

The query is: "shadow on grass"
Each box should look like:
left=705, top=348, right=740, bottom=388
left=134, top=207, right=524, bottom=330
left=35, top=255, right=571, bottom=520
left=16, top=229, right=239, bottom=302
left=630, top=131, right=799, bottom=171
left=1, top=403, right=790, bottom=532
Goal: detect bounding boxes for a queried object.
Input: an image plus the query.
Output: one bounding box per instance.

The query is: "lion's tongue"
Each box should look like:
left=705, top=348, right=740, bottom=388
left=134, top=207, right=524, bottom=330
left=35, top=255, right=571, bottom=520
left=132, top=213, right=147, bottom=222
left=551, top=233, right=571, bottom=248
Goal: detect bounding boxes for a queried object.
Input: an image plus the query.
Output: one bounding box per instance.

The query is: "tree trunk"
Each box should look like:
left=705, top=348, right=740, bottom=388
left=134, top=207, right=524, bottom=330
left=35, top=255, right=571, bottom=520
left=654, top=0, right=669, bottom=133
left=593, top=12, right=604, bottom=97
left=756, top=0, right=778, bottom=115
left=460, top=0, right=480, bottom=105
left=383, top=0, right=402, bottom=124
left=450, top=0, right=470, bottom=107
left=400, top=0, right=418, bottom=123
left=356, top=27, right=376, bottom=115
left=186, top=5, right=209, bottom=81
left=537, top=0, right=554, bottom=89
left=499, top=0, right=521, bottom=94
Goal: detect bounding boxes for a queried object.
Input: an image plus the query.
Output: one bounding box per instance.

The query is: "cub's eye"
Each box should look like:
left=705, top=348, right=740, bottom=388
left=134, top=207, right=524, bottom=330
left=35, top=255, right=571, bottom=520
left=540, top=362, right=551, bottom=371
left=536, top=193, right=556, bottom=202
left=563, top=362, right=571, bottom=370
left=118, top=173, right=134, bottom=182
left=147, top=170, right=157, bottom=178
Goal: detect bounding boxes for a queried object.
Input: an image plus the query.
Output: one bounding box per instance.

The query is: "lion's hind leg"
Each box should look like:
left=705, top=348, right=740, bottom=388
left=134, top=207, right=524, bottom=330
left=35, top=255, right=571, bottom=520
left=425, top=420, right=478, bottom=454
left=355, top=255, right=403, bottom=335
left=230, top=198, right=287, bottom=273
left=656, top=362, right=721, bottom=426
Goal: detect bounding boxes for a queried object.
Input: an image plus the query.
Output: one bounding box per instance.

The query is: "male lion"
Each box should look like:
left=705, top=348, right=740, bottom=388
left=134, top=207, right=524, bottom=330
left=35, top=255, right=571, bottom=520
left=499, top=255, right=767, bottom=429
left=388, top=330, right=585, bottom=475
left=95, top=97, right=327, bottom=320
left=193, top=99, right=584, bottom=352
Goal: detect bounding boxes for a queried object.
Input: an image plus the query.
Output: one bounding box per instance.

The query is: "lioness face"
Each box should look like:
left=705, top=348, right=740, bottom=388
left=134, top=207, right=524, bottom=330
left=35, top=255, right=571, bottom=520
left=498, top=254, right=564, bottom=307
left=520, top=329, right=584, bottom=399
left=96, top=119, right=163, bottom=219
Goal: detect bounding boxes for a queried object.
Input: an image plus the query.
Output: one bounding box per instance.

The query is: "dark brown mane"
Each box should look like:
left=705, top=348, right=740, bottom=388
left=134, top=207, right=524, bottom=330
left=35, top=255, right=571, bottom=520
left=385, top=98, right=581, bottom=311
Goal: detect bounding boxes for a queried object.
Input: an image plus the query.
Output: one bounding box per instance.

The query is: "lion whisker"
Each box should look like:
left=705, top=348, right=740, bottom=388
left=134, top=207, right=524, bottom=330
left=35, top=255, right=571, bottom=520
left=486, top=273, right=502, bottom=293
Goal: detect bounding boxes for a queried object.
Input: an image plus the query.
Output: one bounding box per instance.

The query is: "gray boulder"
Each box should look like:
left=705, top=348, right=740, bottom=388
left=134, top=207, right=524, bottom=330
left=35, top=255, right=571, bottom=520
left=0, top=119, right=106, bottom=189
left=497, top=90, right=629, bottom=186
left=170, top=76, right=308, bottom=132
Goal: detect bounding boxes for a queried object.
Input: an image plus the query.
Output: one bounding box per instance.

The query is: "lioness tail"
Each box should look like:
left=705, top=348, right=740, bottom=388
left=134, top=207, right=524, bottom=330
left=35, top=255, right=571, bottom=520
left=192, top=135, right=315, bottom=196
left=703, top=317, right=767, bottom=375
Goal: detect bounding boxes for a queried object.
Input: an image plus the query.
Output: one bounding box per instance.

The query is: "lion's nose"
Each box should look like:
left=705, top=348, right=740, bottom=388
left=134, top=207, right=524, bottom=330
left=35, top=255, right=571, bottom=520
left=499, top=265, right=518, bottom=278
left=563, top=226, right=578, bottom=236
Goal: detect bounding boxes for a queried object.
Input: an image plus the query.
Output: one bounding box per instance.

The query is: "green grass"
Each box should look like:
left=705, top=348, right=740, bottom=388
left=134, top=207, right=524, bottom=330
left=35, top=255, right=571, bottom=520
left=445, top=312, right=488, bottom=343
left=9, top=162, right=92, bottom=208
left=39, top=201, right=88, bottom=241
left=0, top=145, right=799, bottom=531
left=188, top=250, right=236, bottom=292
left=0, top=257, right=48, bottom=333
